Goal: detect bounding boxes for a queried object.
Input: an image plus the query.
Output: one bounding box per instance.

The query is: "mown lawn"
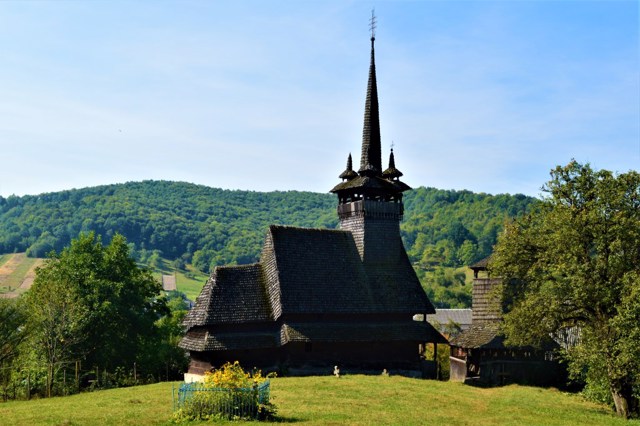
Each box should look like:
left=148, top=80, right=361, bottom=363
left=0, top=375, right=637, bottom=425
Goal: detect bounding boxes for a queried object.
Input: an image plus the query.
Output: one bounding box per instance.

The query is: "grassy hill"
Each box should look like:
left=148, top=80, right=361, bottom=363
left=0, top=375, right=634, bottom=425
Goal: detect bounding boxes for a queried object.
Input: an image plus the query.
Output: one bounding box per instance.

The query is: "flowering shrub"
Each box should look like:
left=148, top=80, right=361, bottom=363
left=203, top=361, right=270, bottom=389
left=173, top=362, right=276, bottom=421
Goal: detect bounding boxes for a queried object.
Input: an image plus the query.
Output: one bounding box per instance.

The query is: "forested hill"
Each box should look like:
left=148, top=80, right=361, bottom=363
left=0, top=181, right=536, bottom=272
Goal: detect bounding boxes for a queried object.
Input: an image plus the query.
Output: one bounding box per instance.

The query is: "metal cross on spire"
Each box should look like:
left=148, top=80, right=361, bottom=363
left=369, top=9, right=377, bottom=40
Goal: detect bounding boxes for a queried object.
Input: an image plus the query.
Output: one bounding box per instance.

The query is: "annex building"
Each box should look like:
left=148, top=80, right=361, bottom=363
left=180, top=31, right=446, bottom=380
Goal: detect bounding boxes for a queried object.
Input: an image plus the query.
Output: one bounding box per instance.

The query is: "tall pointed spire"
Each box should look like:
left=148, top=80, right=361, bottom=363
left=358, top=11, right=382, bottom=176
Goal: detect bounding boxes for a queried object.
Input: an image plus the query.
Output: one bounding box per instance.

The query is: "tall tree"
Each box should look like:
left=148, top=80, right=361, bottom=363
left=492, top=161, right=640, bottom=418
left=0, top=299, right=27, bottom=367
left=0, top=298, right=29, bottom=396
left=27, top=232, right=166, bottom=377
left=23, top=276, right=88, bottom=397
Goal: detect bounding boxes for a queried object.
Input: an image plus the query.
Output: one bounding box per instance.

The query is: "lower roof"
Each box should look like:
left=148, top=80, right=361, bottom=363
left=180, top=320, right=448, bottom=352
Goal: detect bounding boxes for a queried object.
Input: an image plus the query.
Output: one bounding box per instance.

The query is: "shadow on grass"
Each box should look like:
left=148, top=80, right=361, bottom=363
left=271, top=416, right=304, bottom=423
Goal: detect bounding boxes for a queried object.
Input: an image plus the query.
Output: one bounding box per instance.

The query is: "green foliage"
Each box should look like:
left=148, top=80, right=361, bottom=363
left=0, top=298, right=28, bottom=400
left=0, top=182, right=338, bottom=268
left=137, top=291, right=189, bottom=381
left=0, top=182, right=534, bottom=274
left=403, top=187, right=535, bottom=268
left=416, top=266, right=472, bottom=308
left=492, top=161, right=640, bottom=418
left=0, top=182, right=535, bottom=311
left=23, top=232, right=170, bottom=396
left=174, top=362, right=276, bottom=421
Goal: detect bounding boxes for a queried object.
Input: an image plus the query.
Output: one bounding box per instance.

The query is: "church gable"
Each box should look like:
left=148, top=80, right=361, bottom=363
left=182, top=263, right=273, bottom=328
left=263, top=224, right=434, bottom=316
left=263, top=225, right=375, bottom=315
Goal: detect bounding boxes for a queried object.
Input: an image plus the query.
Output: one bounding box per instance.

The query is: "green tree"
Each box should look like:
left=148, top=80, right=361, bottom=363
left=0, top=299, right=27, bottom=367
left=0, top=299, right=29, bottom=396
left=138, top=291, right=189, bottom=380
left=492, top=161, right=640, bottom=418
left=27, top=232, right=166, bottom=379
left=23, top=275, right=88, bottom=397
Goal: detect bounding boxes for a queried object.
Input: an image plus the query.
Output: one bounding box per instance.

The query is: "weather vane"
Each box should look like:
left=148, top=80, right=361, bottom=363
left=369, top=9, right=377, bottom=39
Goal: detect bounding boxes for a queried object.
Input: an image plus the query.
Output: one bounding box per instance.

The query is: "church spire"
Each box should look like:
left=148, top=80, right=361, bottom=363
left=358, top=11, right=382, bottom=176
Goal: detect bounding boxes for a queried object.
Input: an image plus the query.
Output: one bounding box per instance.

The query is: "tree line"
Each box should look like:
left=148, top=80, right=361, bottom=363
left=0, top=180, right=536, bottom=271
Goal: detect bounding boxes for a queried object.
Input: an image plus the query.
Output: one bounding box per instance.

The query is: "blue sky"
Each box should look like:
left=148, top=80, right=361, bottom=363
left=0, top=0, right=638, bottom=198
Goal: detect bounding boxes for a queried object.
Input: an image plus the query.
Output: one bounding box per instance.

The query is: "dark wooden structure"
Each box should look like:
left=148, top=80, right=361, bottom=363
left=180, top=33, right=446, bottom=380
left=449, top=258, right=563, bottom=386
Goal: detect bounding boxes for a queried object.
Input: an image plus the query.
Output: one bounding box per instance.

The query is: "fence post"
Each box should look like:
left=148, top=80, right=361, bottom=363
left=134, top=362, right=137, bottom=383
left=26, top=371, right=30, bottom=400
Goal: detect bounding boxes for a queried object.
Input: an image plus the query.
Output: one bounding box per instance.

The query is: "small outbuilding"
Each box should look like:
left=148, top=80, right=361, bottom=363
left=449, top=258, right=564, bottom=386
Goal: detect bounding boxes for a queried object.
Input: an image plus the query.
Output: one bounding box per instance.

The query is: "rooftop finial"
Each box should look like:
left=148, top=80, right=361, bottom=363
left=369, top=9, right=377, bottom=41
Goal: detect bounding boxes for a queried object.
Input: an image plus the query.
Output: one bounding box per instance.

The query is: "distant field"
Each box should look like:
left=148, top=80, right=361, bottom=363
left=0, top=253, right=10, bottom=268
left=148, top=258, right=207, bottom=301
left=0, top=253, right=43, bottom=297
left=0, top=375, right=634, bottom=425
left=0, top=252, right=207, bottom=300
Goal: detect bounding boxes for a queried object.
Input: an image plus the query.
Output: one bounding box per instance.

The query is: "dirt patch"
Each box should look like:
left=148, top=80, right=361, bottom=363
left=162, top=275, right=177, bottom=291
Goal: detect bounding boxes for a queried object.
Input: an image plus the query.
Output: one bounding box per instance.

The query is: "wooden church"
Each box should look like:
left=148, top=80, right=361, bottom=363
left=180, top=29, right=446, bottom=381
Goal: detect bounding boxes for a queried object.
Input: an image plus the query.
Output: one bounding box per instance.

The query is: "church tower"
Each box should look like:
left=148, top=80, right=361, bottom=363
left=330, top=21, right=411, bottom=267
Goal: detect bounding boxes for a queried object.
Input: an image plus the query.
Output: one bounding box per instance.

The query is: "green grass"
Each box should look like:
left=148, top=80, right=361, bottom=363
left=0, top=253, right=11, bottom=268
left=174, top=265, right=208, bottom=300
left=0, top=375, right=637, bottom=425
left=148, top=259, right=207, bottom=301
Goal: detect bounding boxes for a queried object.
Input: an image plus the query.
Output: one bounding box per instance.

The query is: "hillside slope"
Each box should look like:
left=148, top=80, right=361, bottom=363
left=0, top=181, right=537, bottom=306
left=0, top=376, right=631, bottom=425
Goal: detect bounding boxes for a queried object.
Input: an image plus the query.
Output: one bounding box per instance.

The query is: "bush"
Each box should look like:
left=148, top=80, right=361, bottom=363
left=173, top=362, right=276, bottom=421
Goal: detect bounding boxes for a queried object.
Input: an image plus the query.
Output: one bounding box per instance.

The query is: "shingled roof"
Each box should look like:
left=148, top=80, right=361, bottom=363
left=449, top=322, right=503, bottom=349
left=180, top=328, right=280, bottom=352
left=262, top=225, right=434, bottom=315
left=182, top=263, right=273, bottom=329
left=181, top=224, right=438, bottom=351
left=283, top=321, right=448, bottom=344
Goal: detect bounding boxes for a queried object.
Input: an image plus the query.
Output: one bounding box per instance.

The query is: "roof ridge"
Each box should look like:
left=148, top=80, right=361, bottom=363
left=269, top=224, right=349, bottom=234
